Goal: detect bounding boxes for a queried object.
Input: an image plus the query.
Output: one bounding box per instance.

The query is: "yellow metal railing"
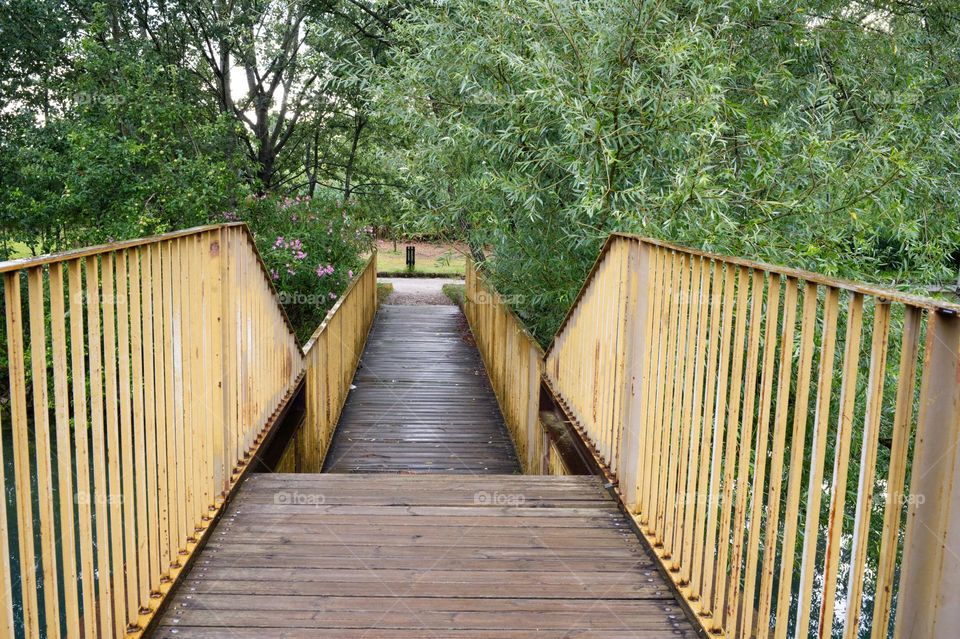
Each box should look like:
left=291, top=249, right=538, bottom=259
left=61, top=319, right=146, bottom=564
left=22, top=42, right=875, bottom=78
left=465, top=259, right=568, bottom=475
left=544, top=233, right=960, bottom=639
left=278, top=253, right=378, bottom=472
left=0, top=223, right=302, bottom=638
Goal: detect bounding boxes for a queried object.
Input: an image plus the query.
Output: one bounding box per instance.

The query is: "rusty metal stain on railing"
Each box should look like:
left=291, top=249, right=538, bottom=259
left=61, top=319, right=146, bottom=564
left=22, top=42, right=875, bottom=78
left=542, top=233, right=960, bottom=639
left=0, top=224, right=306, bottom=638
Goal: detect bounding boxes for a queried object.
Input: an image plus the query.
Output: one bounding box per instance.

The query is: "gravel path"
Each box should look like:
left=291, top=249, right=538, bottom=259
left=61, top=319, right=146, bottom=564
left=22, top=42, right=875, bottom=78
left=380, top=277, right=463, bottom=305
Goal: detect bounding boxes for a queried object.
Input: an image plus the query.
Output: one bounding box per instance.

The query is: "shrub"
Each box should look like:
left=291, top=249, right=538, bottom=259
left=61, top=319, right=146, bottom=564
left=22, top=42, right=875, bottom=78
left=232, top=195, right=373, bottom=343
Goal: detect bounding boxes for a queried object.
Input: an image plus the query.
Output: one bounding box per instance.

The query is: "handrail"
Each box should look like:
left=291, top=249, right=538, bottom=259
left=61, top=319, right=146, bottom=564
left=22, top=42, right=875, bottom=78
left=0, top=223, right=302, bottom=345
left=465, top=259, right=569, bottom=475
left=544, top=233, right=960, bottom=639
left=546, top=233, right=960, bottom=354
left=281, top=253, right=378, bottom=472
left=0, top=224, right=303, bottom=638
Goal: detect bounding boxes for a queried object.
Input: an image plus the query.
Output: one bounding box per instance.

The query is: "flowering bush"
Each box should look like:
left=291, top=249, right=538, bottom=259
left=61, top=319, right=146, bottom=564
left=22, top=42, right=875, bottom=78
left=230, top=194, right=373, bottom=343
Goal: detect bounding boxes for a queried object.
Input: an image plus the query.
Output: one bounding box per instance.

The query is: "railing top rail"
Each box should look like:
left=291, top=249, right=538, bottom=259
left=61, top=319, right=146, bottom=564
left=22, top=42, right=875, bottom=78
left=469, top=258, right=545, bottom=356
left=545, top=231, right=960, bottom=358
left=617, top=232, right=960, bottom=312
left=0, top=221, right=302, bottom=345
left=0, top=222, right=245, bottom=274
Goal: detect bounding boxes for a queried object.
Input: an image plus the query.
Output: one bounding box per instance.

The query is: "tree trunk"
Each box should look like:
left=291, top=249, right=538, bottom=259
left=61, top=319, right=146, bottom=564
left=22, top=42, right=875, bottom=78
left=343, top=113, right=366, bottom=202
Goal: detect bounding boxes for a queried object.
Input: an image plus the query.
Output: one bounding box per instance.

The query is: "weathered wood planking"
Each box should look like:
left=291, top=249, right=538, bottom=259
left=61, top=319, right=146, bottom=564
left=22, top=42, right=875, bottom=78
left=153, top=474, right=696, bottom=638
left=323, top=305, right=520, bottom=473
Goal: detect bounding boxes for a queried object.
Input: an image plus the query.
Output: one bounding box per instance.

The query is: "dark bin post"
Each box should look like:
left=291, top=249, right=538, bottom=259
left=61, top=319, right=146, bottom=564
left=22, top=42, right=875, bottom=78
left=406, top=245, right=416, bottom=271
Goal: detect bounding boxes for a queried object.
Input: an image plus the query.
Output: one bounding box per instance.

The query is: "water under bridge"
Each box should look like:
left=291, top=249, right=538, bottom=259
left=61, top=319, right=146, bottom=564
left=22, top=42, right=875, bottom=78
left=1, top=224, right=958, bottom=639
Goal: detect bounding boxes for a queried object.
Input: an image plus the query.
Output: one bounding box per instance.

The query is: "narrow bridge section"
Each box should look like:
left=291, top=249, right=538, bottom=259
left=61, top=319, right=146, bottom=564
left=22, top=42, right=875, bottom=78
left=153, top=298, right=698, bottom=638
left=323, top=305, right=519, bottom=473
left=154, top=475, right=694, bottom=638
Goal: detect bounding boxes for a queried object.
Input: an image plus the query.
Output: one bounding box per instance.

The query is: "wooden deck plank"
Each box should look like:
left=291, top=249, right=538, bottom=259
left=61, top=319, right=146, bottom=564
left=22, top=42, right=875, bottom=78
left=322, top=305, right=521, bottom=474
left=153, top=304, right=698, bottom=637
left=155, top=475, right=696, bottom=638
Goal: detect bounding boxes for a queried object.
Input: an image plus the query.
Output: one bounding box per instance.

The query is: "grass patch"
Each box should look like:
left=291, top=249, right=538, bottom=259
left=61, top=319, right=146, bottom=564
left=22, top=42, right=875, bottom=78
left=375, top=242, right=466, bottom=276
left=377, top=271, right=464, bottom=278
left=377, top=282, right=394, bottom=304
left=442, top=283, right=466, bottom=308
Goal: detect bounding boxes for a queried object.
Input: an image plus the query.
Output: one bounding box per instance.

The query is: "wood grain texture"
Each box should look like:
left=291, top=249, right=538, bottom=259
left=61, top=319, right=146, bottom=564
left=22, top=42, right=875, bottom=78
left=323, top=305, right=521, bottom=474
left=154, top=474, right=697, bottom=638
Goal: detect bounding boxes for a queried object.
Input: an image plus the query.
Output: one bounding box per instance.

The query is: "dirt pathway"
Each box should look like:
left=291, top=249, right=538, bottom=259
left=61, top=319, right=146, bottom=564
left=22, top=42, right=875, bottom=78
left=380, top=277, right=462, bottom=305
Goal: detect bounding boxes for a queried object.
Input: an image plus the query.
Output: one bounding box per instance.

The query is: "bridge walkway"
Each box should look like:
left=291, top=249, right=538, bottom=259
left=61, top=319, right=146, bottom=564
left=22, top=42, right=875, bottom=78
left=153, top=303, right=697, bottom=638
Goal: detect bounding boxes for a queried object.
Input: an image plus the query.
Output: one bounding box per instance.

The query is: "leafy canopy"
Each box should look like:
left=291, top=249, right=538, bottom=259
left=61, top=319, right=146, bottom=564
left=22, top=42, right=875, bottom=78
left=372, top=0, right=960, bottom=340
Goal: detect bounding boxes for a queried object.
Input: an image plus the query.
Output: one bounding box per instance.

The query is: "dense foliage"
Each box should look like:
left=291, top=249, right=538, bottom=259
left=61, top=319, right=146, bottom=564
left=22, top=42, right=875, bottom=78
left=372, top=0, right=960, bottom=341
left=0, top=0, right=401, bottom=327
left=237, top=194, right=372, bottom=342
left=3, top=0, right=960, bottom=343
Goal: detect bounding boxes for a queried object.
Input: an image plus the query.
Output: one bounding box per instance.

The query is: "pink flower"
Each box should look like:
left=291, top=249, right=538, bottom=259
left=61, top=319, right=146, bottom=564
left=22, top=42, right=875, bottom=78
left=294, top=250, right=307, bottom=261
left=273, top=236, right=286, bottom=249
left=348, top=270, right=354, bottom=279
left=270, top=269, right=279, bottom=281
left=286, top=268, right=296, bottom=276
left=328, top=292, right=337, bottom=300
left=315, top=265, right=327, bottom=278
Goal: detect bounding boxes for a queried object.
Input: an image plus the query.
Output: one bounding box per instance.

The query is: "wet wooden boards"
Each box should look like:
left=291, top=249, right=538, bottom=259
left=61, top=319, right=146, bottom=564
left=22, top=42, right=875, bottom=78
left=153, top=474, right=697, bottom=638
left=323, top=305, right=520, bottom=474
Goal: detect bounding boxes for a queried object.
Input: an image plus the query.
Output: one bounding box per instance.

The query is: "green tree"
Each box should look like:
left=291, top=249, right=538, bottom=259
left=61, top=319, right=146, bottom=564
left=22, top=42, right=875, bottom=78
left=0, top=0, right=409, bottom=253
left=372, top=0, right=960, bottom=340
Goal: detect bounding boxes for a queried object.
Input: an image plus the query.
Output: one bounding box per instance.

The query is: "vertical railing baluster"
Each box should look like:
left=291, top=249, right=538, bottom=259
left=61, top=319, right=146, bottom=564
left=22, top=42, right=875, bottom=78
left=689, top=258, right=723, bottom=601
left=0, top=332, right=13, bottom=638
left=50, top=262, right=80, bottom=633
left=738, top=273, right=782, bottom=638
left=871, top=307, right=922, bottom=637
left=725, top=269, right=766, bottom=634
left=842, top=301, right=891, bottom=638
left=773, top=282, right=819, bottom=639
left=27, top=266, right=61, bottom=638
left=128, top=247, right=151, bottom=621
left=755, top=277, right=799, bottom=639
left=794, top=287, right=842, bottom=639
left=68, top=259, right=97, bottom=639
left=818, top=293, right=865, bottom=637
left=5, top=272, right=39, bottom=636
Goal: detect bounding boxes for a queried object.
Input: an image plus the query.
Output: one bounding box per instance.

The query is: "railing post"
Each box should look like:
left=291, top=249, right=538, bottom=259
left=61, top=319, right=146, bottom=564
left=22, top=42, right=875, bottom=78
left=222, top=228, right=238, bottom=479
left=526, top=345, right=541, bottom=474
left=206, top=230, right=226, bottom=502
left=617, top=241, right=652, bottom=512
left=896, top=309, right=960, bottom=638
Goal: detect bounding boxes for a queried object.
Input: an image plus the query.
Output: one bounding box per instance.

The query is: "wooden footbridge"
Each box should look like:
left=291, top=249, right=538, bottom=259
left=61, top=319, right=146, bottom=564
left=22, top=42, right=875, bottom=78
left=1, top=223, right=960, bottom=638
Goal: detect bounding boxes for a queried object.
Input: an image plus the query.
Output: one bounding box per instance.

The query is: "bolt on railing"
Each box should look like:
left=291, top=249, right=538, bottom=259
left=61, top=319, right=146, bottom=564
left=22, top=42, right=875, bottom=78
left=540, top=233, right=960, bottom=639
left=0, top=223, right=303, bottom=638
